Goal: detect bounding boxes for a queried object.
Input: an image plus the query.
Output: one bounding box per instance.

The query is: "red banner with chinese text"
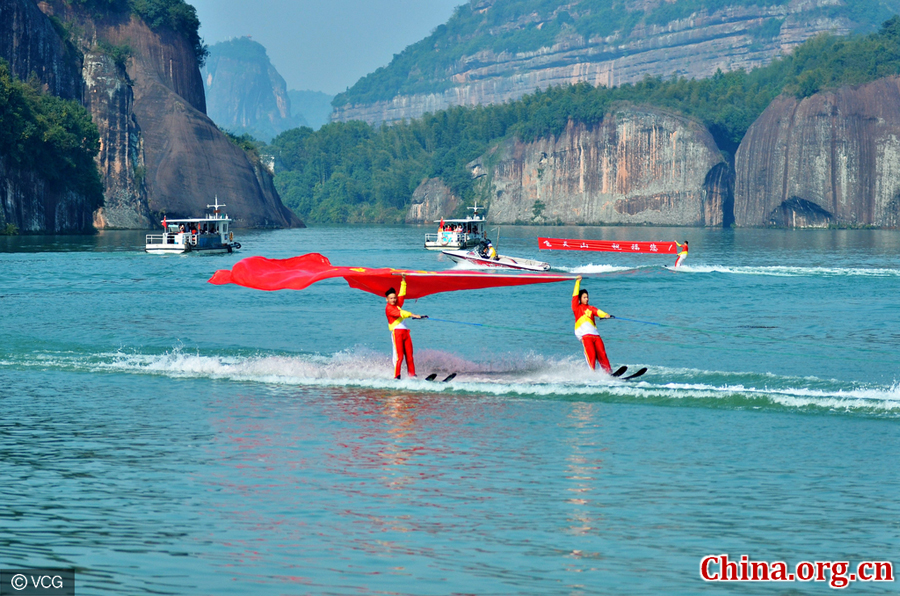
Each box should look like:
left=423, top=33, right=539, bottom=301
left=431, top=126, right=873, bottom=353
left=538, top=237, right=677, bottom=254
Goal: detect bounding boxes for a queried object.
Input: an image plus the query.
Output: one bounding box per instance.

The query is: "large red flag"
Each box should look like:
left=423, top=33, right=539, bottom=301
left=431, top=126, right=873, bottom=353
left=209, top=253, right=574, bottom=299
left=538, top=237, right=677, bottom=254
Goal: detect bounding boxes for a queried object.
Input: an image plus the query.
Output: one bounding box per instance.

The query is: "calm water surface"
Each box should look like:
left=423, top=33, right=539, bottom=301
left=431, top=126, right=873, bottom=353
left=1, top=226, right=898, bottom=594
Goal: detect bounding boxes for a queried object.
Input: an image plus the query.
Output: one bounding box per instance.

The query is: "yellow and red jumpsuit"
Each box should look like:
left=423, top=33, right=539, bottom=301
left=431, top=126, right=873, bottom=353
left=386, top=279, right=416, bottom=378
left=572, top=279, right=612, bottom=373
left=675, top=241, right=688, bottom=268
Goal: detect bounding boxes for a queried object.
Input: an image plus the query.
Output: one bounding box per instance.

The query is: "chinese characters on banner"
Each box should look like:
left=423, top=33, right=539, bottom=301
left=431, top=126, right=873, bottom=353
left=538, top=237, right=678, bottom=254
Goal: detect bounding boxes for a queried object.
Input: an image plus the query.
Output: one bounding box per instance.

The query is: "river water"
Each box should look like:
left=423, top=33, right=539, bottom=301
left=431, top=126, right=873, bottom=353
left=1, top=225, right=898, bottom=594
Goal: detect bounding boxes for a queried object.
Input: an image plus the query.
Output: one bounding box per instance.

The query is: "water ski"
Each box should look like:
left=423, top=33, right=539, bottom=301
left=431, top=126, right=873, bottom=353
left=425, top=373, right=457, bottom=382
left=610, top=365, right=628, bottom=378
left=623, top=367, right=647, bottom=381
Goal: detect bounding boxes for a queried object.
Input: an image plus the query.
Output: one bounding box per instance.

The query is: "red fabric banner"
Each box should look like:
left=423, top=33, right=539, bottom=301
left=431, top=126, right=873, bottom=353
left=209, top=253, right=574, bottom=299
left=538, top=237, right=677, bottom=254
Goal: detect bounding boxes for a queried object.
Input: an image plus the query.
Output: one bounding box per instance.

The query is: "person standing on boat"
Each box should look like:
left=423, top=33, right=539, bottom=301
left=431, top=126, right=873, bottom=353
left=674, top=240, right=689, bottom=268
left=385, top=274, right=427, bottom=379
left=572, top=276, right=613, bottom=373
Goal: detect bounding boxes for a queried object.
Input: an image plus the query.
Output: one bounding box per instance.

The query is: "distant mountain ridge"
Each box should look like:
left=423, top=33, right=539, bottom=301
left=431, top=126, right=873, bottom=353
left=288, top=89, right=334, bottom=131
left=332, top=0, right=900, bottom=125
left=202, top=37, right=300, bottom=142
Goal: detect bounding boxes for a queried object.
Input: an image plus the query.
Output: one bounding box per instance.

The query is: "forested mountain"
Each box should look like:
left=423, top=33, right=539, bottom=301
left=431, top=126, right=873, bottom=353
left=331, top=0, right=900, bottom=125
left=271, top=17, right=900, bottom=226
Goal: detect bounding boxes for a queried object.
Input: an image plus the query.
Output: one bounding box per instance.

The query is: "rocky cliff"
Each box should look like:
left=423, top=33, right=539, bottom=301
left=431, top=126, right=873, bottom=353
left=334, top=0, right=871, bottom=126
left=0, top=0, right=95, bottom=232
left=202, top=38, right=300, bottom=142
left=405, top=178, right=461, bottom=224
left=0, top=0, right=80, bottom=100
left=1, top=0, right=302, bottom=231
left=0, top=155, right=95, bottom=232
left=734, top=77, right=900, bottom=228
left=454, top=107, right=727, bottom=226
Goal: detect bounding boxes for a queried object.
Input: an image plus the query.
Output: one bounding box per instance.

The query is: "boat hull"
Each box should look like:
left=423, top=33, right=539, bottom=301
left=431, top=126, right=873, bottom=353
left=442, top=250, right=550, bottom=271
left=145, top=245, right=235, bottom=254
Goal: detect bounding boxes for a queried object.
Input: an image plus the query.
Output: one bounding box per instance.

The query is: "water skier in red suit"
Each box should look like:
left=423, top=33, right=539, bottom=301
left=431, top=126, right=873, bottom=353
left=572, top=275, right=613, bottom=373
left=385, top=274, right=426, bottom=379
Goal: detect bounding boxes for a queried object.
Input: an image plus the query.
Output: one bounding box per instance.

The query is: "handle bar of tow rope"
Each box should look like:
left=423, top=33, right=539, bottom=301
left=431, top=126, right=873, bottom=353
left=607, top=315, right=660, bottom=326
left=419, top=316, right=484, bottom=327
left=421, top=315, right=661, bottom=330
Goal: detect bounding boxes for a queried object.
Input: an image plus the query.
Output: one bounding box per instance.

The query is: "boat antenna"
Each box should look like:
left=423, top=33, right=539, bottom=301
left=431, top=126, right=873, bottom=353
left=468, top=201, right=483, bottom=219
left=207, top=195, right=226, bottom=219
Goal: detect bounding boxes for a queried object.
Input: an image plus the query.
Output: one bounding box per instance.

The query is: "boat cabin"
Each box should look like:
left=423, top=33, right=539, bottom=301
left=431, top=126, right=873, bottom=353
left=424, top=204, right=486, bottom=250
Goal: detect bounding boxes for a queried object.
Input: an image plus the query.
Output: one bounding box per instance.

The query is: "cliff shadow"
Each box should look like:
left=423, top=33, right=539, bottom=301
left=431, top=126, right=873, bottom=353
left=703, top=162, right=735, bottom=228
left=768, top=197, right=834, bottom=228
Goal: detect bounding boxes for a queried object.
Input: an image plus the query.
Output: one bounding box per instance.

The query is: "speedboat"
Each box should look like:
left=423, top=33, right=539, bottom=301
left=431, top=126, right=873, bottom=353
left=145, top=198, right=241, bottom=254
left=442, top=249, right=550, bottom=271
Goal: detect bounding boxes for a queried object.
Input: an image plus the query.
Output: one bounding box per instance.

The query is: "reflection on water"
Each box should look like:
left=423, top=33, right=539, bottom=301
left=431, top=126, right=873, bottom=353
left=2, top=226, right=899, bottom=594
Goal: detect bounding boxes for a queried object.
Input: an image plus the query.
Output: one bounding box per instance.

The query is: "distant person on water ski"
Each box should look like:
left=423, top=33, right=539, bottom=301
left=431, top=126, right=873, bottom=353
left=385, top=274, right=427, bottom=379
left=572, top=276, right=613, bottom=373
left=674, top=240, right=689, bottom=268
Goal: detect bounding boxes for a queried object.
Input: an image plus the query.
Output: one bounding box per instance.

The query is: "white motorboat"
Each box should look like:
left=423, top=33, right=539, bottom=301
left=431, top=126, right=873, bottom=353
left=145, top=198, right=241, bottom=254
left=442, top=248, right=551, bottom=271
left=424, top=203, right=486, bottom=250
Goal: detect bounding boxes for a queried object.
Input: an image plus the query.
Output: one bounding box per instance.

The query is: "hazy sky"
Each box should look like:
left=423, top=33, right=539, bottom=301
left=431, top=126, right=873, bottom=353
left=189, top=0, right=463, bottom=95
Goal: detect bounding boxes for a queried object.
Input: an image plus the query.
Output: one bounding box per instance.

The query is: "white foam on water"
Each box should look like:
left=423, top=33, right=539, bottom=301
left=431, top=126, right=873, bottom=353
left=669, top=264, right=900, bottom=277
left=5, top=348, right=898, bottom=414
left=555, top=263, right=636, bottom=274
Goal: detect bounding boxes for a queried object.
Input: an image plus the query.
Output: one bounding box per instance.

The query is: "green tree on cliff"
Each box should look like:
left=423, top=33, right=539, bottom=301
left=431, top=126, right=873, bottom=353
left=68, top=0, right=207, bottom=64
left=0, top=60, right=102, bottom=204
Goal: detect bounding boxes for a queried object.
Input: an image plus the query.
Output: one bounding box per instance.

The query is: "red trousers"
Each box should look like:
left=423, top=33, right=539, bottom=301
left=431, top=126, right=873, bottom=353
left=391, top=328, right=416, bottom=378
left=581, top=334, right=611, bottom=373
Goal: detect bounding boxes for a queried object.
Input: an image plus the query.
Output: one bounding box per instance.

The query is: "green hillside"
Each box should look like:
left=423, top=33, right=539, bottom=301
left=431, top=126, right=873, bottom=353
left=333, top=0, right=900, bottom=107
left=273, top=17, right=900, bottom=224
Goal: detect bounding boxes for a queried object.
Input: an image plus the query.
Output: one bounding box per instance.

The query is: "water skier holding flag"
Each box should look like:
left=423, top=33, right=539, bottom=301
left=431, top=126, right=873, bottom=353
left=572, top=276, right=614, bottom=373
left=385, top=273, right=427, bottom=379
left=675, top=240, right=689, bottom=268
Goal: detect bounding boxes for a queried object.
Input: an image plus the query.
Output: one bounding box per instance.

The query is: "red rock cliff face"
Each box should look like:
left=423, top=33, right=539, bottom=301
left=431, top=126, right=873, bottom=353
left=472, top=108, right=727, bottom=226
left=734, top=77, right=900, bottom=228
left=82, top=49, right=149, bottom=229
left=39, top=1, right=302, bottom=229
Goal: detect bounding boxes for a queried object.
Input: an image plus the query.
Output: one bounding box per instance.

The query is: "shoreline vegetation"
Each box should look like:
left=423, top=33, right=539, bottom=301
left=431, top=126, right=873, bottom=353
left=268, top=18, right=900, bottom=224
